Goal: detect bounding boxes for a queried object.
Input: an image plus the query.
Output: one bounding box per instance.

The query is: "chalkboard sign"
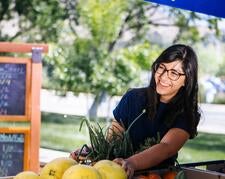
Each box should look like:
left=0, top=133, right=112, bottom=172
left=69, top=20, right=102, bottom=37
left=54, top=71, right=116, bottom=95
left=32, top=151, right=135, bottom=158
left=0, top=133, right=25, bottom=176
left=0, top=63, right=26, bottom=115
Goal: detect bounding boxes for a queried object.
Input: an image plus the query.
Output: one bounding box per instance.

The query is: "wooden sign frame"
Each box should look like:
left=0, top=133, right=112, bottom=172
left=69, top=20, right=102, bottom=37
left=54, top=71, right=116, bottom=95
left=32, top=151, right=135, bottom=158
left=0, top=42, right=48, bottom=173
left=0, top=57, right=31, bottom=121
left=0, top=127, right=30, bottom=174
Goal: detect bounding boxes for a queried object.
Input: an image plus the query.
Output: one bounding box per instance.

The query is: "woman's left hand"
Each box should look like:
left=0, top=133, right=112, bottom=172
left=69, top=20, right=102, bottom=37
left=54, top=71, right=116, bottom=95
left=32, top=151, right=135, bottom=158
left=113, top=158, right=135, bottom=179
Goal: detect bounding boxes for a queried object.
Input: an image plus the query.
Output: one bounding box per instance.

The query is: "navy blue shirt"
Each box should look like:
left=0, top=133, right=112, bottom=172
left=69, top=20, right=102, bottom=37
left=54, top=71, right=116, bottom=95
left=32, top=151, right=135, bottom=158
left=113, top=88, right=190, bottom=167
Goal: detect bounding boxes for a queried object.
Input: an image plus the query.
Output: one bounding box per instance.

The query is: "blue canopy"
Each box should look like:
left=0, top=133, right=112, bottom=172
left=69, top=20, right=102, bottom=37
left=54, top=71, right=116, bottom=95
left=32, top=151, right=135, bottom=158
left=145, top=0, right=225, bottom=18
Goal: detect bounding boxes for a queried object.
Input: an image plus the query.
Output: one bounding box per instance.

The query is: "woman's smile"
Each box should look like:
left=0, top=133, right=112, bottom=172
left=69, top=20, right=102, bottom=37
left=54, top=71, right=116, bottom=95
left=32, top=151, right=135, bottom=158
left=154, top=60, right=185, bottom=102
left=158, top=80, right=171, bottom=88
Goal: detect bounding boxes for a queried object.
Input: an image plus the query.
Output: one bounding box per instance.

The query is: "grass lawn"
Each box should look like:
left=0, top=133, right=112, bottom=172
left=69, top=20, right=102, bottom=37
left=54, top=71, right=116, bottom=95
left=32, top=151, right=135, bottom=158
left=41, top=112, right=90, bottom=152
left=178, top=132, right=225, bottom=163
left=41, top=112, right=225, bottom=164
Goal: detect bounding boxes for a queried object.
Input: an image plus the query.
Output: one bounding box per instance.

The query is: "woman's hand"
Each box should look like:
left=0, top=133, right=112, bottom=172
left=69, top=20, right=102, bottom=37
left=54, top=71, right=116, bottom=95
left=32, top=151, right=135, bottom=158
left=69, top=148, right=80, bottom=161
left=113, top=158, right=135, bottom=179
left=69, top=145, right=91, bottom=161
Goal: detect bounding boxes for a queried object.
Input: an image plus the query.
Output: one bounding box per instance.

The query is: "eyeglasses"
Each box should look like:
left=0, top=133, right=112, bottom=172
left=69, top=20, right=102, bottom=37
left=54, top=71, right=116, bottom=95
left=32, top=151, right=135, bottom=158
left=154, top=63, right=185, bottom=81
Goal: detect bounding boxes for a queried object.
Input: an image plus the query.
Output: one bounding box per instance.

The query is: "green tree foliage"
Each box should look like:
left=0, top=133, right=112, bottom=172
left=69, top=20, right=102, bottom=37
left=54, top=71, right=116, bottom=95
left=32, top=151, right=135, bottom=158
left=0, top=0, right=66, bottom=42
left=197, top=44, right=223, bottom=76
left=121, top=43, right=162, bottom=71
left=216, top=55, right=225, bottom=77
left=0, top=0, right=222, bottom=118
left=78, top=0, right=126, bottom=47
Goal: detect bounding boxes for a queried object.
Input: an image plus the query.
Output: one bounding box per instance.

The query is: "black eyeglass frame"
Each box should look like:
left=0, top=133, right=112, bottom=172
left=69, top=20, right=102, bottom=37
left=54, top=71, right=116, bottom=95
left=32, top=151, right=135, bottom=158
left=154, top=63, right=185, bottom=81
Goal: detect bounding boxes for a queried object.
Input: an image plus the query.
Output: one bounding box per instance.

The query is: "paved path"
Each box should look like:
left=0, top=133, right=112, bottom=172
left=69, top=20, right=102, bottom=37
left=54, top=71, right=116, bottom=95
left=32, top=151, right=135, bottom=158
left=197, top=103, right=225, bottom=134
left=39, top=148, right=69, bottom=165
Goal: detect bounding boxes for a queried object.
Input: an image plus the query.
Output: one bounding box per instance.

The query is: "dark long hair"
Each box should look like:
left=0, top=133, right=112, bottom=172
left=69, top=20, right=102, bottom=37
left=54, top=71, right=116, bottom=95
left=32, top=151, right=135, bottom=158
left=146, top=44, right=201, bottom=139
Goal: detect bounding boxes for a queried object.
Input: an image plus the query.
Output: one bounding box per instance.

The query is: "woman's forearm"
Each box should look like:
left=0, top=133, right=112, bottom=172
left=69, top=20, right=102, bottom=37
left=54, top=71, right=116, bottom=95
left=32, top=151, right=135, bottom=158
left=126, top=142, right=176, bottom=171
left=126, top=128, right=189, bottom=171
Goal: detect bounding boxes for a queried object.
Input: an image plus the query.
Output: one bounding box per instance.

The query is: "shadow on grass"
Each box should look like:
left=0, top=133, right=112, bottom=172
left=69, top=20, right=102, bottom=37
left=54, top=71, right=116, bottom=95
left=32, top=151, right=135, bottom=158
left=184, top=132, right=225, bottom=153
left=41, top=112, right=111, bottom=124
left=41, top=112, right=84, bottom=124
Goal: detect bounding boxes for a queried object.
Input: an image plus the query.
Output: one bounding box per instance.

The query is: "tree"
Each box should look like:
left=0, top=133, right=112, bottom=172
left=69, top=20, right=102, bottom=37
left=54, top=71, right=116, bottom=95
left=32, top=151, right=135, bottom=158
left=47, top=0, right=222, bottom=118
left=1, top=0, right=222, bottom=118
left=216, top=50, right=225, bottom=77
left=0, top=0, right=67, bottom=42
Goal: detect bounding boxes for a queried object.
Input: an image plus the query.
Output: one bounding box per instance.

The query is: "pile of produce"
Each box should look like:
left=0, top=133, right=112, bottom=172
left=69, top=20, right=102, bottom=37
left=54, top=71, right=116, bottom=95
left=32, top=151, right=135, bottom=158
left=14, top=157, right=127, bottom=179
left=135, top=169, right=185, bottom=179
left=13, top=116, right=185, bottom=179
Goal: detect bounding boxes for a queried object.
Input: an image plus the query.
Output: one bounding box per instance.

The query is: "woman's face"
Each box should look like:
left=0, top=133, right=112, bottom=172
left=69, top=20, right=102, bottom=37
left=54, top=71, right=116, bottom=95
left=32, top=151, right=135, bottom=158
left=154, top=60, right=186, bottom=103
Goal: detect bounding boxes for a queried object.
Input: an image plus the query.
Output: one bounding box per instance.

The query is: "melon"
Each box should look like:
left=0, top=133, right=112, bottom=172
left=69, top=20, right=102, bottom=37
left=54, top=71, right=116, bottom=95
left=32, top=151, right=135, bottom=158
left=62, top=164, right=102, bottom=179
left=93, top=160, right=127, bottom=179
left=14, top=171, right=39, bottom=179
left=39, top=157, right=77, bottom=179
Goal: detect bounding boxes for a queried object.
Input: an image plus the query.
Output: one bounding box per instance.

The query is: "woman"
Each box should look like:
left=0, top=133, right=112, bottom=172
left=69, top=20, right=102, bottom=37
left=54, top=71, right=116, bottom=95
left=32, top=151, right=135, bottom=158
left=111, top=44, right=201, bottom=178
